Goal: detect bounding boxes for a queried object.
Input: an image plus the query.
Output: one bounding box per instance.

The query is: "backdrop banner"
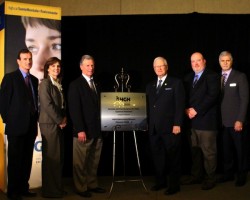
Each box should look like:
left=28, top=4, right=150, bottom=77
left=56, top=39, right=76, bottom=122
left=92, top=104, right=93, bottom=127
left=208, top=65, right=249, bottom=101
left=0, top=1, right=61, bottom=192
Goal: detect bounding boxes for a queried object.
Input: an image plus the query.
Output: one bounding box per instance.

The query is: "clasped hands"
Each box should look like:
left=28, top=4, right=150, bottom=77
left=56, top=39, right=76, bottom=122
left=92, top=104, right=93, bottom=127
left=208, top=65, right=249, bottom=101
left=59, top=117, right=67, bottom=129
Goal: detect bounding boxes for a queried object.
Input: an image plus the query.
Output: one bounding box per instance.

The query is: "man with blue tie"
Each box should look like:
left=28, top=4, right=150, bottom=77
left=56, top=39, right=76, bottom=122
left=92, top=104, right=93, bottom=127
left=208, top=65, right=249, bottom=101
left=146, top=56, right=185, bottom=195
left=0, top=49, right=38, bottom=200
left=219, top=51, right=249, bottom=186
left=182, top=52, right=220, bottom=190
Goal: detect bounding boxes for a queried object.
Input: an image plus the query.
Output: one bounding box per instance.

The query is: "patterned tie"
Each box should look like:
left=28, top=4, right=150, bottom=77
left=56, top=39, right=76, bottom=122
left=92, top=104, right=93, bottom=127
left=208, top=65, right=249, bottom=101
left=193, top=75, right=198, bottom=88
left=222, top=73, right=227, bottom=87
left=156, top=79, right=162, bottom=94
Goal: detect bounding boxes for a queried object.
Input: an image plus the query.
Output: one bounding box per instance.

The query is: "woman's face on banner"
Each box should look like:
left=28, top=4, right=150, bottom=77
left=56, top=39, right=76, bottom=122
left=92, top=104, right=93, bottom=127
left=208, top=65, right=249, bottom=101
left=24, top=24, right=61, bottom=81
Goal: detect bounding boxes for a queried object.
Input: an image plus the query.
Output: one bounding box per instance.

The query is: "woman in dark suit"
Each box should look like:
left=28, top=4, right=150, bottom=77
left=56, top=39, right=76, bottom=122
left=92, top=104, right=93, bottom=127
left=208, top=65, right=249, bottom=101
left=38, top=57, right=67, bottom=198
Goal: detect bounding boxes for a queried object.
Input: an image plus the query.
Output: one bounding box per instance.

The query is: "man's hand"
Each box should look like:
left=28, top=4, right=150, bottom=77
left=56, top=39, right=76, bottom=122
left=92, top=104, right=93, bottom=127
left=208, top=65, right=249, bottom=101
left=78, top=132, right=87, bottom=142
left=172, top=126, right=181, bottom=135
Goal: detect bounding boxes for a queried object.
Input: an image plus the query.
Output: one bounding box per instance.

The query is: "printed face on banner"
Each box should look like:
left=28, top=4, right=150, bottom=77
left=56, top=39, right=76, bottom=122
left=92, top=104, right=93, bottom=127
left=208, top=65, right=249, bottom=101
left=25, top=24, right=61, bottom=81
left=5, top=16, right=61, bottom=81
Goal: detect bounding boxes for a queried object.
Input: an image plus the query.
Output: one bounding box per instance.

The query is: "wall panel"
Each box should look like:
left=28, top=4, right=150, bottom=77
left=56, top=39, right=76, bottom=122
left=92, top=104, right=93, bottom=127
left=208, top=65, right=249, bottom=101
left=1, top=0, right=250, bottom=15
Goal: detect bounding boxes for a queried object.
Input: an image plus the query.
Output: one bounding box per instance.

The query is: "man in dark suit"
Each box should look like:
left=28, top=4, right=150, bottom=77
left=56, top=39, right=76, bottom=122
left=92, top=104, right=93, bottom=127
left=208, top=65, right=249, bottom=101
left=68, top=55, right=106, bottom=198
left=182, top=52, right=220, bottom=190
left=146, top=56, right=185, bottom=195
left=219, top=51, right=249, bottom=186
left=0, top=49, right=38, bottom=200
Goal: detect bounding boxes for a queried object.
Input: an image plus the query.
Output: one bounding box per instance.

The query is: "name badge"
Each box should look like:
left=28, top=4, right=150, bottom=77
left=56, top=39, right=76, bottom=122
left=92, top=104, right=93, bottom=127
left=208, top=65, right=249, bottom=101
left=230, top=83, right=236, bottom=87
left=165, top=88, right=172, bottom=90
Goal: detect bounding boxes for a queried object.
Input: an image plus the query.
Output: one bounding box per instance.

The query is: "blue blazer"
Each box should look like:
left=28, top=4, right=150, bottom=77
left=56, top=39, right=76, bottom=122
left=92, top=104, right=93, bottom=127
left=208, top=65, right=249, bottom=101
left=184, top=68, right=220, bottom=130
left=146, top=76, right=185, bottom=134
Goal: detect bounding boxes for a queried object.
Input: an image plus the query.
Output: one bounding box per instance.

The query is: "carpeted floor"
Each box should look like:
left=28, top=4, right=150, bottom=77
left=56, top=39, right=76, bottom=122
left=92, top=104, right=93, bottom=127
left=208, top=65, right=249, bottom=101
left=1, top=175, right=250, bottom=200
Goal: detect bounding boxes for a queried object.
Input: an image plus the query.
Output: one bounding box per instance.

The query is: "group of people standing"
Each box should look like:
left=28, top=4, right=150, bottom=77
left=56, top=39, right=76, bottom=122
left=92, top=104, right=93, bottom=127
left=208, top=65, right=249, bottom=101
left=0, top=49, right=248, bottom=200
left=147, top=51, right=249, bottom=196
left=1, top=50, right=105, bottom=200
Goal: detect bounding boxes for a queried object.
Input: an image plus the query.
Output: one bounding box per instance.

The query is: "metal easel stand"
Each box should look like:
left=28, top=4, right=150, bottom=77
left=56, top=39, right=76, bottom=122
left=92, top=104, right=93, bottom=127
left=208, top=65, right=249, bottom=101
left=108, top=129, right=148, bottom=198
left=107, top=68, right=148, bottom=198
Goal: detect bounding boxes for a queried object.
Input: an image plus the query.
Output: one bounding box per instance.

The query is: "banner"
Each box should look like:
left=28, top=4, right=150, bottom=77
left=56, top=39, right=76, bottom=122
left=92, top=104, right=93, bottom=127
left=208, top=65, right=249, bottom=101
left=0, top=1, right=61, bottom=192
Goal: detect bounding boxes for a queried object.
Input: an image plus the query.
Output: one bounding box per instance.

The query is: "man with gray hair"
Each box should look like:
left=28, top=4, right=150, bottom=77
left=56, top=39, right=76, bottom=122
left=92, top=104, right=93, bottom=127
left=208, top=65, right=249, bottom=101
left=146, top=56, right=185, bottom=195
left=218, top=51, right=249, bottom=186
left=68, top=55, right=106, bottom=198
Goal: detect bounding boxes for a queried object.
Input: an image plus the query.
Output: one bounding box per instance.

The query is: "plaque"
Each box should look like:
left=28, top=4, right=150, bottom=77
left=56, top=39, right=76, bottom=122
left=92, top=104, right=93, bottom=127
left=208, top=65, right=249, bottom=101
left=101, top=92, right=147, bottom=131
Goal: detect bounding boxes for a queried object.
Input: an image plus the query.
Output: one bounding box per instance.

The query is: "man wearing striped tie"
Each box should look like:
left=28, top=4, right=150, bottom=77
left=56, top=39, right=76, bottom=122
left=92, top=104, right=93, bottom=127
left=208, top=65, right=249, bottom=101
left=218, top=51, right=249, bottom=187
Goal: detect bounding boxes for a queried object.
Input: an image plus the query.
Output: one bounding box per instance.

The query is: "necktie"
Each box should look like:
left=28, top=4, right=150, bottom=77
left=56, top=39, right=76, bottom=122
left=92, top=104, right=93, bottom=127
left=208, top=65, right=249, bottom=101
left=25, top=75, right=36, bottom=113
left=156, top=79, right=162, bottom=94
left=221, top=73, right=227, bottom=87
left=193, top=75, right=198, bottom=88
left=89, top=79, right=97, bottom=94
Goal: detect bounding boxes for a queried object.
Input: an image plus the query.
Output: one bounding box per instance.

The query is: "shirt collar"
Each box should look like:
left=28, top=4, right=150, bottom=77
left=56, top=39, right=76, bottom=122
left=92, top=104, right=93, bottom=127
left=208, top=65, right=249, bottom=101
left=19, top=68, right=29, bottom=78
left=195, top=70, right=204, bottom=79
left=158, top=74, right=167, bottom=83
left=82, top=74, right=93, bottom=82
left=222, top=68, right=232, bottom=76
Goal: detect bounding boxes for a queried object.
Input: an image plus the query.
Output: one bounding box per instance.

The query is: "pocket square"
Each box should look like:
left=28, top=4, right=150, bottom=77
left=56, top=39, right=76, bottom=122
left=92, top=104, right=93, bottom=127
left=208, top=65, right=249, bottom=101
left=230, top=83, right=236, bottom=87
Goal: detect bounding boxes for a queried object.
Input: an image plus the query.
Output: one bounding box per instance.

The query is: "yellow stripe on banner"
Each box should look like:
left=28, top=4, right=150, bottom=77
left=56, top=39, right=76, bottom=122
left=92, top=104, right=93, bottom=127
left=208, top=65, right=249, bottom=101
left=0, top=28, right=5, bottom=192
left=5, top=1, right=61, bottom=20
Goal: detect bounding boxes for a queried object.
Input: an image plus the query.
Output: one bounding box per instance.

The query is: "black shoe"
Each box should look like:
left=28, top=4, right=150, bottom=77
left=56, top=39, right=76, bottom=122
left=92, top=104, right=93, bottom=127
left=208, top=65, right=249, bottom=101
left=164, top=187, right=180, bottom=195
left=150, top=184, right=166, bottom=191
left=181, top=175, right=202, bottom=185
left=235, top=173, right=247, bottom=187
left=7, top=194, right=22, bottom=200
left=201, top=180, right=215, bottom=190
left=216, top=174, right=234, bottom=183
left=88, top=187, right=106, bottom=193
left=21, top=191, right=37, bottom=197
left=77, top=191, right=92, bottom=198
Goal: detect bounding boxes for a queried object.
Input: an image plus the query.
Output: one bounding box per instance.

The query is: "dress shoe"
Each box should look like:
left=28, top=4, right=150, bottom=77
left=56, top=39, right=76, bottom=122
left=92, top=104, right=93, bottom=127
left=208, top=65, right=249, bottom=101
left=77, top=191, right=92, bottom=198
left=216, top=174, right=234, bottom=183
left=150, top=184, right=166, bottom=191
left=22, top=190, right=37, bottom=197
left=164, top=187, right=180, bottom=195
left=181, top=175, right=202, bottom=185
left=7, top=194, right=23, bottom=200
left=201, top=180, right=215, bottom=190
left=235, top=173, right=247, bottom=187
left=88, top=187, right=106, bottom=193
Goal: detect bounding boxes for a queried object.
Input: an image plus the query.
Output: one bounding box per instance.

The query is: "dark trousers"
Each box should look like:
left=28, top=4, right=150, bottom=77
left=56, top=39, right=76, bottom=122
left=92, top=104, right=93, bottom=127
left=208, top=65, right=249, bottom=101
left=7, top=120, right=37, bottom=195
left=149, top=132, right=181, bottom=189
left=223, top=127, right=248, bottom=176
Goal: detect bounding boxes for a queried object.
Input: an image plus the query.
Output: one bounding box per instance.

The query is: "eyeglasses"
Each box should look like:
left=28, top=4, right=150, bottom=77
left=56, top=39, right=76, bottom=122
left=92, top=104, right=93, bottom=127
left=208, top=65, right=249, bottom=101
left=154, top=65, right=167, bottom=68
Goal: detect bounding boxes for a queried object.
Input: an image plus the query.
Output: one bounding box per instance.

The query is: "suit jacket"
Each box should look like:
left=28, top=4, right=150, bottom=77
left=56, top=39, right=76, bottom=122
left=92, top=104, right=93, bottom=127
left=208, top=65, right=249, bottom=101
left=221, top=69, right=249, bottom=127
left=146, top=76, right=185, bottom=134
left=184, top=68, right=220, bottom=130
left=38, top=78, right=66, bottom=124
left=68, top=75, right=101, bottom=138
left=0, top=69, right=38, bottom=136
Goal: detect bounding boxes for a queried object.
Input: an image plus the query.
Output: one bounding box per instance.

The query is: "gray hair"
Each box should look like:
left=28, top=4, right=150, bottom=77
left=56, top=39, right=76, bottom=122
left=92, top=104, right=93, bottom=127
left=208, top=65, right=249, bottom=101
left=219, top=51, right=233, bottom=61
left=153, top=56, right=168, bottom=66
left=80, top=55, right=94, bottom=65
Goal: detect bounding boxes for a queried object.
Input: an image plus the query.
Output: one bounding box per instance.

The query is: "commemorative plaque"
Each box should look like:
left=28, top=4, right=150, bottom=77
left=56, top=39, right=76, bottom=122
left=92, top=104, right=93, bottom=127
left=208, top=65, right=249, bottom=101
left=101, top=92, right=147, bottom=131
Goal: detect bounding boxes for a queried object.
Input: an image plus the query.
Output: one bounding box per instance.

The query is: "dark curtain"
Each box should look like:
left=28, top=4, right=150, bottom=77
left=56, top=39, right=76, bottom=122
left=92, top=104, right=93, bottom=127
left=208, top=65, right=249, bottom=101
left=62, top=13, right=250, bottom=176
